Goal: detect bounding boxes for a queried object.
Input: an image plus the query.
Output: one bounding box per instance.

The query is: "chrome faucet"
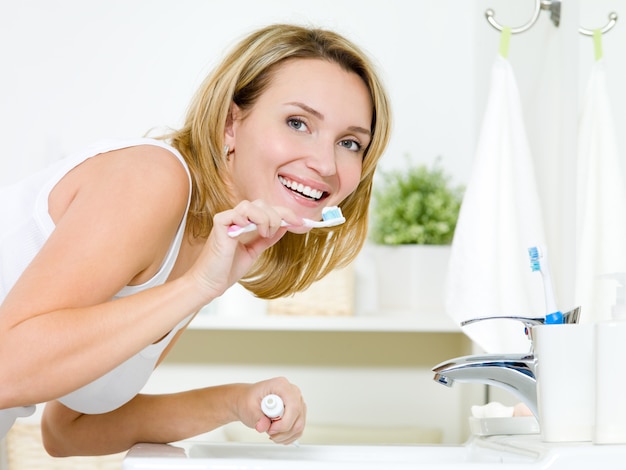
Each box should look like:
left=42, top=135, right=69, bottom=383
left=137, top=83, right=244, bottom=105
left=431, top=307, right=581, bottom=419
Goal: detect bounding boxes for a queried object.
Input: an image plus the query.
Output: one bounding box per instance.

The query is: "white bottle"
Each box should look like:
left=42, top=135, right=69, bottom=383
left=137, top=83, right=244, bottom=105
left=594, top=273, right=626, bottom=444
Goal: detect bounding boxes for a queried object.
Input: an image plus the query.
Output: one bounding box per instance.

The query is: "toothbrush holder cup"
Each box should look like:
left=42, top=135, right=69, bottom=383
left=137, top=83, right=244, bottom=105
left=532, top=322, right=594, bottom=442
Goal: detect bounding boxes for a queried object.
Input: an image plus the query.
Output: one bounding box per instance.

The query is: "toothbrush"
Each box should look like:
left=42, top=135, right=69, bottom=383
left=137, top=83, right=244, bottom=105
left=261, top=394, right=300, bottom=447
left=228, top=206, right=345, bottom=238
left=528, top=245, right=564, bottom=324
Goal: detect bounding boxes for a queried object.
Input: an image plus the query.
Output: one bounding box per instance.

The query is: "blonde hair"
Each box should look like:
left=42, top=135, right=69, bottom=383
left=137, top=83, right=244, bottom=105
left=164, top=23, right=391, bottom=299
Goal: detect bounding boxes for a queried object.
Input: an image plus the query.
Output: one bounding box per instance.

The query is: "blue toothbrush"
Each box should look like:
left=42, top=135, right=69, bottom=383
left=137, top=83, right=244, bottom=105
left=528, top=245, right=564, bottom=324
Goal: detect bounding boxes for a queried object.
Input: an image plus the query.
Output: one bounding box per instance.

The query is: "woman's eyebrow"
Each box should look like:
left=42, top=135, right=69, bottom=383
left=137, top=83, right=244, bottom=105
left=348, top=125, right=372, bottom=138
left=287, top=101, right=371, bottom=137
left=287, top=101, right=324, bottom=119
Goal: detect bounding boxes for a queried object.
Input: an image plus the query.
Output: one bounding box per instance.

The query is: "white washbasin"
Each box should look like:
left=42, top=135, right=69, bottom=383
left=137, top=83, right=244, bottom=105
left=123, top=436, right=626, bottom=470
left=122, top=439, right=538, bottom=470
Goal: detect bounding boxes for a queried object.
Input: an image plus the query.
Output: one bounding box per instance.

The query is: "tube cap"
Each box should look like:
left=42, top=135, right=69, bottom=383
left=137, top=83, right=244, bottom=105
left=261, top=394, right=284, bottom=420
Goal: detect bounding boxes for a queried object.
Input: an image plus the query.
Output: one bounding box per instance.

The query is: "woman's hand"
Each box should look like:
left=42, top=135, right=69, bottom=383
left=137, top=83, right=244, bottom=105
left=41, top=377, right=307, bottom=456
left=186, top=200, right=306, bottom=302
left=238, top=377, right=306, bottom=445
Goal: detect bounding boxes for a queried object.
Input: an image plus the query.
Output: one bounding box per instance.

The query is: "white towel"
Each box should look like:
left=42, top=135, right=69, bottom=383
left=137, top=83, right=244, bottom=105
left=445, top=56, right=547, bottom=353
left=575, top=59, right=626, bottom=322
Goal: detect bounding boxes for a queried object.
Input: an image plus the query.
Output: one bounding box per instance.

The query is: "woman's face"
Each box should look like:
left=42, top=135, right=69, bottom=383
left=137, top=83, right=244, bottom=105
left=225, top=58, right=372, bottom=221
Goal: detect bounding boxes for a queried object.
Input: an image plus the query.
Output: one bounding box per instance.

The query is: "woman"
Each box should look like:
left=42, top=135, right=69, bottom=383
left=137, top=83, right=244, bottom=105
left=0, top=23, right=391, bottom=456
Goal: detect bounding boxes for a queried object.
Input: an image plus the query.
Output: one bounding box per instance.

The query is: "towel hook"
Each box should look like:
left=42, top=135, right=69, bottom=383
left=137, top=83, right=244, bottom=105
left=486, top=0, right=560, bottom=34
left=579, top=12, right=618, bottom=36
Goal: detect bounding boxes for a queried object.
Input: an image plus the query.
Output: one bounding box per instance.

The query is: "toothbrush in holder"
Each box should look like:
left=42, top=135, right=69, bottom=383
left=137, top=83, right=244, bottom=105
left=261, top=394, right=300, bottom=447
left=228, top=206, right=345, bottom=238
left=528, top=245, right=564, bottom=324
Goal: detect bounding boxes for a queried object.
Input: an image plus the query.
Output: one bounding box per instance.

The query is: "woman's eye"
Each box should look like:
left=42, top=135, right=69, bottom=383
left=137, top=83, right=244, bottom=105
left=287, top=118, right=308, bottom=132
left=339, top=139, right=362, bottom=152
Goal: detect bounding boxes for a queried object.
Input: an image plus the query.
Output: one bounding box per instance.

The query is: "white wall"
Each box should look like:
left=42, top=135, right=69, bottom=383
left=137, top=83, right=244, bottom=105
left=0, top=0, right=476, bottom=187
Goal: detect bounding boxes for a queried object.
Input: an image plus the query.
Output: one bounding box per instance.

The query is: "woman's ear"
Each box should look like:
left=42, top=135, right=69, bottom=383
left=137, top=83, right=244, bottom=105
left=223, top=103, right=240, bottom=160
left=224, top=102, right=241, bottom=139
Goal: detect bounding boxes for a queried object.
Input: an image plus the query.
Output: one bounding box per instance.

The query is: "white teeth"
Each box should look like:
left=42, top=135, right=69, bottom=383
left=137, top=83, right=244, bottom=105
left=279, top=176, right=323, bottom=200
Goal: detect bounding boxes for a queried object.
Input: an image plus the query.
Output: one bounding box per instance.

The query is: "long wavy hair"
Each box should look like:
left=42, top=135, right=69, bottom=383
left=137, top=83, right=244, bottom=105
left=163, top=23, right=391, bottom=299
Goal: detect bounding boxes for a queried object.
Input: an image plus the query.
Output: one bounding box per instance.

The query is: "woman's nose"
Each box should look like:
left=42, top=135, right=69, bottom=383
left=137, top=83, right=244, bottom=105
left=306, top=142, right=337, bottom=176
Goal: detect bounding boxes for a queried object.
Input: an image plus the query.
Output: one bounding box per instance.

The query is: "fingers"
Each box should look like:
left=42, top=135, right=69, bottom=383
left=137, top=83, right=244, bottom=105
left=216, top=200, right=313, bottom=241
left=222, top=200, right=298, bottom=239
left=255, top=377, right=306, bottom=445
left=188, top=200, right=302, bottom=305
left=255, top=415, right=272, bottom=433
left=266, top=403, right=306, bottom=445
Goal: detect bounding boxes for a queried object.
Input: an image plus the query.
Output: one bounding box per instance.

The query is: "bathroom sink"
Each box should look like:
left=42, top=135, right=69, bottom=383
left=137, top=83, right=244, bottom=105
left=122, top=439, right=539, bottom=470
left=123, top=436, right=626, bottom=470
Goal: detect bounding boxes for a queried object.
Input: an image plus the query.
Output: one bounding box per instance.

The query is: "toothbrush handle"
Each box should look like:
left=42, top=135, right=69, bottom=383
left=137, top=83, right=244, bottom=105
left=227, top=223, right=258, bottom=237
left=228, top=221, right=291, bottom=238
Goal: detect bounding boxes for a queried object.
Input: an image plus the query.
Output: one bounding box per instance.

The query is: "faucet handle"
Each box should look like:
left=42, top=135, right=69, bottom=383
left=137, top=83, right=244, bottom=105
left=460, top=306, right=581, bottom=329
left=460, top=315, right=544, bottom=332
left=459, top=306, right=582, bottom=343
left=460, top=316, right=543, bottom=343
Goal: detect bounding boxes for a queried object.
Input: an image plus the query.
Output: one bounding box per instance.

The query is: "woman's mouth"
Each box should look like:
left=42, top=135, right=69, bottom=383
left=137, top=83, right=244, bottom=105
left=278, top=175, right=326, bottom=201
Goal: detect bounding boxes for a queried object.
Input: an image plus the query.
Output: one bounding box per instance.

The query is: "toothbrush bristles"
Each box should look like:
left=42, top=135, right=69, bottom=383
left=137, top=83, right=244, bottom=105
left=321, top=206, right=343, bottom=221
left=527, top=246, right=542, bottom=271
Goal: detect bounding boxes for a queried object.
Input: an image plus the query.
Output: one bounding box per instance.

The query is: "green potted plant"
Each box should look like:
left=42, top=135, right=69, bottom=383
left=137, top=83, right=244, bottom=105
left=368, top=157, right=464, bottom=314
left=370, top=157, right=463, bottom=245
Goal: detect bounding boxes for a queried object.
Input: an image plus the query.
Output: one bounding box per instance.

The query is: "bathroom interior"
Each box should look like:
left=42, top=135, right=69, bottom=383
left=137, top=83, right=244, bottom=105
left=1, top=0, right=626, bottom=468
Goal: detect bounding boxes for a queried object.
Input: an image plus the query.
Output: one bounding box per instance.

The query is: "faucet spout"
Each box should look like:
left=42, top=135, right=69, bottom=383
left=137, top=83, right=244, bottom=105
left=431, top=307, right=581, bottom=420
left=432, top=353, right=538, bottom=418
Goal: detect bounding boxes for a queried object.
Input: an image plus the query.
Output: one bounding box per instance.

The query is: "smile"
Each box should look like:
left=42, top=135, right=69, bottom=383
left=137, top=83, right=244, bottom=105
left=278, top=176, right=325, bottom=201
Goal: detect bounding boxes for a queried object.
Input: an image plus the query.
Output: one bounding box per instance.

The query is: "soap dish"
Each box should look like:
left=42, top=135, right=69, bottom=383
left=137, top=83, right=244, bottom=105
left=469, top=416, right=540, bottom=436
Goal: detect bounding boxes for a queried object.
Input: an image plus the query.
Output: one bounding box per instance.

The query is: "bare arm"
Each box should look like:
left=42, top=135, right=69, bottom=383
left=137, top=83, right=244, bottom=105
left=41, top=377, right=306, bottom=456
left=0, top=146, right=204, bottom=407
left=0, top=146, right=295, bottom=409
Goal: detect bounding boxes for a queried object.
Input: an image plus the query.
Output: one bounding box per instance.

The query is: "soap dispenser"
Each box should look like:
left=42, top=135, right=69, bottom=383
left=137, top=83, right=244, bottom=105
left=594, top=273, right=626, bottom=444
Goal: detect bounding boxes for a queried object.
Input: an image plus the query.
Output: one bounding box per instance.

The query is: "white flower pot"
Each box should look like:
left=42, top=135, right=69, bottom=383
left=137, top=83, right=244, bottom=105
left=370, top=244, right=451, bottom=315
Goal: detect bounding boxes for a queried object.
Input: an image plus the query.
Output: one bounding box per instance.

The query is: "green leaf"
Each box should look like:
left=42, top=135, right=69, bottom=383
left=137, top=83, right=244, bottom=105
left=370, top=157, right=464, bottom=245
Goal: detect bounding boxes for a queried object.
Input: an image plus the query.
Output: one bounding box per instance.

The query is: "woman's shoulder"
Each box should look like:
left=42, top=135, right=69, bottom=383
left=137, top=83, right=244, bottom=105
left=50, top=139, right=191, bottom=229
left=95, top=138, right=189, bottom=181
left=74, top=138, right=190, bottom=187
left=88, top=140, right=189, bottom=195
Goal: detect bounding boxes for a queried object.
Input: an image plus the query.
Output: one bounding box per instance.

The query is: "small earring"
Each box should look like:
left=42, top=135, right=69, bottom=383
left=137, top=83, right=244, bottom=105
left=223, top=145, right=230, bottom=158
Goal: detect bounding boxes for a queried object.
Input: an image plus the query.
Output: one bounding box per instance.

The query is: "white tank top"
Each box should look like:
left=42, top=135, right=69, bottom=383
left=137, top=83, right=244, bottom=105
left=0, top=138, right=194, bottom=418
